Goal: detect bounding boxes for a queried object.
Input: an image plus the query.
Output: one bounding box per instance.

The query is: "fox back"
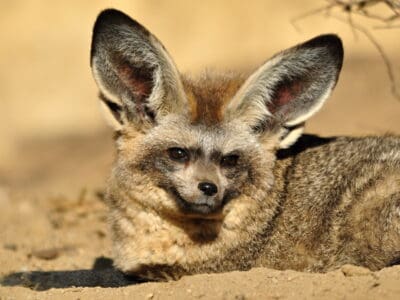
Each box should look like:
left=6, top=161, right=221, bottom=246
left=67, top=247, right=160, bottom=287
left=90, top=9, right=400, bottom=281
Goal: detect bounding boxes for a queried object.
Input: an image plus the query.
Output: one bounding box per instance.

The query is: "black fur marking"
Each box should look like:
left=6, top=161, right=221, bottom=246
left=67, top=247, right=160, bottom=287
left=300, top=34, right=344, bottom=74
left=277, top=134, right=336, bottom=159
left=99, top=93, right=123, bottom=124
left=124, top=263, right=187, bottom=281
left=91, top=9, right=151, bottom=64
left=388, top=257, right=400, bottom=266
left=279, top=122, right=305, bottom=142
left=221, top=189, right=240, bottom=206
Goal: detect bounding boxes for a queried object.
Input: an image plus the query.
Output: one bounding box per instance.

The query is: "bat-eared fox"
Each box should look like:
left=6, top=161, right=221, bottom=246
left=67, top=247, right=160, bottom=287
left=90, top=9, right=400, bottom=281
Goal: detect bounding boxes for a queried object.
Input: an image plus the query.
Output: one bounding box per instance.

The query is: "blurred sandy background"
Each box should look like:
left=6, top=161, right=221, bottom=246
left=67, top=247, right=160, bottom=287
left=1, top=0, right=399, bottom=195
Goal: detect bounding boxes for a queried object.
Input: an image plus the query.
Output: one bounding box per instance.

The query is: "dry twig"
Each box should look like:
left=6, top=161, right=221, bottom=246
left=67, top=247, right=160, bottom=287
left=292, top=0, right=400, bottom=100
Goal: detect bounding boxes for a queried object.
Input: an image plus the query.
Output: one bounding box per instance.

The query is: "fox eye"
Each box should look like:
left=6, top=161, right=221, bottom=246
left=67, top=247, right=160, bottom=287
left=221, top=154, right=239, bottom=168
left=168, top=147, right=189, bottom=163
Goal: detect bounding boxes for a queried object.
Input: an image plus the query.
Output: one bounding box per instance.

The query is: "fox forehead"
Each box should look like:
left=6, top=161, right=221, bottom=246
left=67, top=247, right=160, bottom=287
left=182, top=73, right=246, bottom=125
left=142, top=114, right=259, bottom=156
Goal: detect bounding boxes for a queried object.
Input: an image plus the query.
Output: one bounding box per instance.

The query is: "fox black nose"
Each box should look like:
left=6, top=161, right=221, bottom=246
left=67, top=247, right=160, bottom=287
left=198, top=182, right=218, bottom=196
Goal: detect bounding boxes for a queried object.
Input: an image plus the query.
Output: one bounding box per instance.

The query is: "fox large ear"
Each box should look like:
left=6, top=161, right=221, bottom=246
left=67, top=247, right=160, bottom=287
left=225, top=34, right=343, bottom=148
left=90, top=9, right=187, bottom=130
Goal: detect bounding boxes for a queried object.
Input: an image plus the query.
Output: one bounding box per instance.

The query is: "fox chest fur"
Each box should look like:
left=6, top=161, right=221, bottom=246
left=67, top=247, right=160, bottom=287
left=91, top=9, right=400, bottom=281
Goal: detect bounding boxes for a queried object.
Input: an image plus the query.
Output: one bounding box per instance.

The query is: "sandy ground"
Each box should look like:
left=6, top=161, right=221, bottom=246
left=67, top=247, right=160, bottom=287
left=1, top=1, right=400, bottom=299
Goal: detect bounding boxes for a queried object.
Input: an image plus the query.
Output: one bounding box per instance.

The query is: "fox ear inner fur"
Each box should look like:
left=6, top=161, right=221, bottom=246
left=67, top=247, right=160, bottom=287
left=225, top=34, right=343, bottom=148
left=90, top=9, right=187, bottom=131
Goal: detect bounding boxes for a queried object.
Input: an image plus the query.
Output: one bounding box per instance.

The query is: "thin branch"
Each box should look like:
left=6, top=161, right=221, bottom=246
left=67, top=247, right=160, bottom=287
left=290, top=4, right=335, bottom=32
left=291, top=0, right=400, bottom=101
left=347, top=9, right=359, bottom=39
left=333, top=14, right=400, bottom=100
left=374, top=24, right=400, bottom=28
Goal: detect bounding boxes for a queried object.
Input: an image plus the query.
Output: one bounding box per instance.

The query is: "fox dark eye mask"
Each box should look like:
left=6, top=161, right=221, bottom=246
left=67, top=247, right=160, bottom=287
left=167, top=147, right=240, bottom=168
left=220, top=154, right=240, bottom=168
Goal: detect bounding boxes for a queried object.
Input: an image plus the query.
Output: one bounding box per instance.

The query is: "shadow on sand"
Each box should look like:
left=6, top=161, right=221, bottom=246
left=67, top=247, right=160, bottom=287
left=0, top=257, right=141, bottom=290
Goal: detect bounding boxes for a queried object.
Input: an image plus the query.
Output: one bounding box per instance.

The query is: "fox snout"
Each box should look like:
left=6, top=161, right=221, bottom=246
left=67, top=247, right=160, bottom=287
left=172, top=166, right=226, bottom=215
left=173, top=185, right=222, bottom=215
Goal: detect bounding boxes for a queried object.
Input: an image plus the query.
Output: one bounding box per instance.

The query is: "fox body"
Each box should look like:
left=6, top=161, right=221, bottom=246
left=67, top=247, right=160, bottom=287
left=91, top=9, right=400, bottom=280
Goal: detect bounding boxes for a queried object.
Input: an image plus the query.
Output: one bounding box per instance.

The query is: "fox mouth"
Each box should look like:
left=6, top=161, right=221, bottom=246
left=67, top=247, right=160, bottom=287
left=169, top=188, right=239, bottom=217
left=170, top=188, right=223, bottom=215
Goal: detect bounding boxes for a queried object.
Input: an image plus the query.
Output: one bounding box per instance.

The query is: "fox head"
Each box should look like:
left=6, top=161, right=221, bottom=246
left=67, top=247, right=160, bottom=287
left=91, top=9, right=343, bottom=218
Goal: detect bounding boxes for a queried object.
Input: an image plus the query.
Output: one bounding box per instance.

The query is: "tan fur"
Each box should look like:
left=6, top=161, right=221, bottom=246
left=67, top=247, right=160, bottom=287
left=183, top=73, right=246, bottom=125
